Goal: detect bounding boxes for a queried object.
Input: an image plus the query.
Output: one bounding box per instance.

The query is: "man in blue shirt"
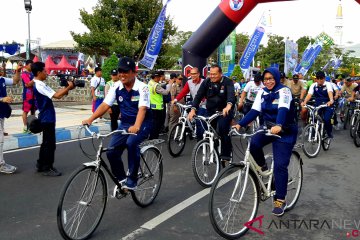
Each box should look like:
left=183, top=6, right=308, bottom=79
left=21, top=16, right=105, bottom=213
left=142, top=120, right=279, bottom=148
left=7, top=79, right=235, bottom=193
left=82, top=57, right=151, bottom=190
left=32, top=62, right=75, bottom=176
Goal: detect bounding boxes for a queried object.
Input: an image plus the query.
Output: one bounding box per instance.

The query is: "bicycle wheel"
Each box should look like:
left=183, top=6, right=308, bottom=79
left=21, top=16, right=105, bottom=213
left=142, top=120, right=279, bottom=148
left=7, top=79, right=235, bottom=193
left=354, top=119, right=360, bottom=147
left=167, top=123, right=187, bottom=157
left=57, top=166, right=107, bottom=240
left=209, top=165, right=259, bottom=239
left=350, top=113, right=358, bottom=138
left=302, top=124, right=321, bottom=158
left=191, top=139, right=220, bottom=187
left=285, top=151, right=303, bottom=211
left=343, top=109, right=350, bottom=130
left=131, top=147, right=163, bottom=207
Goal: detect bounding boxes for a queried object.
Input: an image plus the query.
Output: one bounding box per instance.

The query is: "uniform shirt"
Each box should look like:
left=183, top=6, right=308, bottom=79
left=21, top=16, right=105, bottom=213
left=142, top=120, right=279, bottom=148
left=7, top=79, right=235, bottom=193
left=21, top=71, right=34, bottom=100
left=33, top=79, right=56, bottom=123
left=104, top=79, right=151, bottom=124
left=308, top=82, right=333, bottom=106
left=287, top=80, right=306, bottom=97
left=341, top=83, right=358, bottom=98
left=90, top=76, right=106, bottom=98
left=243, top=81, right=264, bottom=102
left=233, top=82, right=241, bottom=95
left=0, top=77, right=13, bottom=118
left=192, top=77, right=236, bottom=115
left=105, top=80, right=118, bottom=105
left=251, top=87, right=294, bottom=126
left=175, top=78, right=206, bottom=107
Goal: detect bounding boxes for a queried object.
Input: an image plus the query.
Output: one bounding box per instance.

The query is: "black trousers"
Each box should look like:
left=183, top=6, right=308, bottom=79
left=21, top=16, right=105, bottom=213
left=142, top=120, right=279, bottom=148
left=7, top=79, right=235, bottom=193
left=110, top=105, right=120, bottom=131
left=37, top=122, right=56, bottom=170
left=149, top=109, right=163, bottom=139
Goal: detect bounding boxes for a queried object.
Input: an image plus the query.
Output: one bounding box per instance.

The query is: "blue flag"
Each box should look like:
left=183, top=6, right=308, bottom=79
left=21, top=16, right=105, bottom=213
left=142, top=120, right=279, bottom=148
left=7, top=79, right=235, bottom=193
left=299, top=43, right=322, bottom=76
left=0, top=44, right=20, bottom=55
left=239, top=26, right=265, bottom=75
left=139, top=0, right=171, bottom=70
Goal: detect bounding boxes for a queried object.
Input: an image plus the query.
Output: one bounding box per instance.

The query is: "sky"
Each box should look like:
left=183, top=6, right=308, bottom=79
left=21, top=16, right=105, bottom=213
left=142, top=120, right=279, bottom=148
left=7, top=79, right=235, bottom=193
left=1, top=0, right=360, bottom=51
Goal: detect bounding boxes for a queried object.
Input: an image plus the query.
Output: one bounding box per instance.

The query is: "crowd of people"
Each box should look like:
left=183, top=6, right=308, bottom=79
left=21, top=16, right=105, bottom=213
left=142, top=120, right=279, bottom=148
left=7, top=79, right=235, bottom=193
left=1, top=56, right=360, bottom=215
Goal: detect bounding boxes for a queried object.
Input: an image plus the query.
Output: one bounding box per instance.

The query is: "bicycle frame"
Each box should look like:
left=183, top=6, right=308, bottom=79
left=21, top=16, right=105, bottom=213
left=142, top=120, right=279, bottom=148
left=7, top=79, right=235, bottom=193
left=230, top=129, right=277, bottom=202
left=304, top=104, right=328, bottom=142
left=173, top=103, right=196, bottom=141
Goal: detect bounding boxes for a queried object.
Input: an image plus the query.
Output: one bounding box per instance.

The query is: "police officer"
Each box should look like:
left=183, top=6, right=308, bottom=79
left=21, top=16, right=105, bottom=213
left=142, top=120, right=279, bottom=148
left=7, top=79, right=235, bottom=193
left=188, top=64, right=235, bottom=161
left=148, top=71, right=173, bottom=139
left=235, top=67, right=298, bottom=216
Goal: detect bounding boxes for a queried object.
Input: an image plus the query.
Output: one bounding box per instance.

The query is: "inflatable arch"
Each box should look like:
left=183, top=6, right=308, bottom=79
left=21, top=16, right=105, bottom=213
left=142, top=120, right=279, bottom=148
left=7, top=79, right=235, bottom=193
left=182, top=0, right=360, bottom=77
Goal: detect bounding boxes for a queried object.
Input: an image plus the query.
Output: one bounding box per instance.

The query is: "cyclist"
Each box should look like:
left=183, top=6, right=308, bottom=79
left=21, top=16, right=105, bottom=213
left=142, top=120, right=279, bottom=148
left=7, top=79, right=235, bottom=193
left=339, top=77, right=358, bottom=119
left=301, top=71, right=335, bottom=138
left=235, top=67, right=298, bottom=216
left=299, top=76, right=316, bottom=123
left=349, top=79, right=360, bottom=102
left=171, top=67, right=206, bottom=141
left=82, top=57, right=151, bottom=190
left=238, top=72, right=264, bottom=115
left=188, top=64, right=236, bottom=162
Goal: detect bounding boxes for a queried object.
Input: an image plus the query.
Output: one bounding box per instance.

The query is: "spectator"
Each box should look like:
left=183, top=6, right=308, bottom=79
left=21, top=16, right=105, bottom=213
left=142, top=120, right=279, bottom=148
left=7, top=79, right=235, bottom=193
left=90, top=67, right=106, bottom=122
left=0, top=64, right=22, bottom=174
left=169, top=73, right=184, bottom=130
left=21, top=59, right=36, bottom=133
left=105, top=69, right=120, bottom=131
left=32, top=62, right=75, bottom=176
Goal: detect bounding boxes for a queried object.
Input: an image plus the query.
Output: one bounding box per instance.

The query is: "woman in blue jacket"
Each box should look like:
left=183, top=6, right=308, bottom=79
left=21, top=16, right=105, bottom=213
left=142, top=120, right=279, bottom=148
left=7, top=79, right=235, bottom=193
left=235, top=67, right=298, bottom=216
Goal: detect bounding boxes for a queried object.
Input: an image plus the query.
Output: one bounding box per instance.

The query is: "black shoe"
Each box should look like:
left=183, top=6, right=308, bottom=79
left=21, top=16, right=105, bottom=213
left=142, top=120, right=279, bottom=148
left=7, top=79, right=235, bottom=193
left=42, top=167, right=62, bottom=177
left=36, top=163, right=45, bottom=172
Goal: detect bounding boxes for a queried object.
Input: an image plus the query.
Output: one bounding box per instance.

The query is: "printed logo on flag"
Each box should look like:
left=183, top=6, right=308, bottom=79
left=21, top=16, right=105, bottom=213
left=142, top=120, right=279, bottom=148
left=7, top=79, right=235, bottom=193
left=229, top=0, right=243, bottom=11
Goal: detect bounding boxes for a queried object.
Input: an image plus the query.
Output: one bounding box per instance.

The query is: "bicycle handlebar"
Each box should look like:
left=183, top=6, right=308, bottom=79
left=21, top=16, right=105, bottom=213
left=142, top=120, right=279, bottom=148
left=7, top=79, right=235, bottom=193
left=304, top=104, right=328, bottom=111
left=230, top=127, right=281, bottom=139
left=174, top=102, right=192, bottom=110
left=193, top=111, right=223, bottom=123
left=82, top=125, right=135, bottom=139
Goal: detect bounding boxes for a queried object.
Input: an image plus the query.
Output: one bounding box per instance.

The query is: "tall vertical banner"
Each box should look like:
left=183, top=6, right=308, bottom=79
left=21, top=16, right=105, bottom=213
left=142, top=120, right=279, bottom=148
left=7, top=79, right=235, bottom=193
left=299, top=42, right=323, bottom=76
left=218, top=30, right=236, bottom=76
left=139, top=0, right=171, bottom=70
left=284, top=39, right=298, bottom=76
left=239, top=13, right=267, bottom=77
left=294, top=43, right=312, bottom=74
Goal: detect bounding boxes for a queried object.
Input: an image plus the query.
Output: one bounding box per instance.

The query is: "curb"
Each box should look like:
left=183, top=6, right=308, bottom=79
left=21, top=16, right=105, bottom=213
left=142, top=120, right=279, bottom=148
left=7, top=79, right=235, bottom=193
left=3, top=123, right=111, bottom=151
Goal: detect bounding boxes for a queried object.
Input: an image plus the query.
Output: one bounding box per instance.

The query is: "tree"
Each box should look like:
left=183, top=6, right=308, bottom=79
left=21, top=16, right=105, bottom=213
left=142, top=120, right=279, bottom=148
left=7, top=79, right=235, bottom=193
left=230, top=65, right=243, bottom=80
left=71, top=0, right=176, bottom=68
left=235, top=33, right=250, bottom=63
left=256, top=34, right=285, bottom=71
left=101, top=54, right=119, bottom=82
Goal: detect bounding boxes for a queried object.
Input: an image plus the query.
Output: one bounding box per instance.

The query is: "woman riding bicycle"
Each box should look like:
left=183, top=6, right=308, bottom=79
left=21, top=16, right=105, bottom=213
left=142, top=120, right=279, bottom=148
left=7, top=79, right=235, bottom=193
left=235, top=67, right=298, bottom=216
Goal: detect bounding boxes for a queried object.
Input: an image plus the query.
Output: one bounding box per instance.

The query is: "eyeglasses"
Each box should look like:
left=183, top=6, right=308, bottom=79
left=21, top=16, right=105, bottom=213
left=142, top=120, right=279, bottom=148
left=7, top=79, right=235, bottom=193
left=263, top=77, right=274, bottom=82
left=190, top=72, right=199, bottom=75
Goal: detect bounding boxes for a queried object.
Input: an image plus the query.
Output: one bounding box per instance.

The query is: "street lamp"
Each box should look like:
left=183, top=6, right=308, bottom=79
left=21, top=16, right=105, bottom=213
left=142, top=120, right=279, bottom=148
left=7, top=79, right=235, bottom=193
left=24, top=0, right=32, bottom=60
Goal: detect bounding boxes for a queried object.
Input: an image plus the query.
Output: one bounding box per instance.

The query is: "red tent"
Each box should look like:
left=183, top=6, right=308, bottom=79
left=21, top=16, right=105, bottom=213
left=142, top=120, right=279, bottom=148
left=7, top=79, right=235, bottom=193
left=44, top=55, right=59, bottom=74
left=57, top=55, right=77, bottom=73
left=33, top=55, right=39, bottom=63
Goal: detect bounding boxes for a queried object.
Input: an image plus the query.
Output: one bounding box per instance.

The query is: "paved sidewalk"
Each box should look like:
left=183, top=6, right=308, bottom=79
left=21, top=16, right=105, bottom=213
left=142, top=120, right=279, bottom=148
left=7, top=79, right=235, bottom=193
left=3, top=104, right=111, bottom=151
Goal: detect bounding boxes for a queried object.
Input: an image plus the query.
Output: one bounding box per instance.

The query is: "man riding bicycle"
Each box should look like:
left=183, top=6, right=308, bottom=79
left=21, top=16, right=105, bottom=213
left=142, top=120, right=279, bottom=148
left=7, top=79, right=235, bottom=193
left=301, top=71, right=335, bottom=138
left=235, top=67, right=298, bottom=216
left=82, top=57, right=151, bottom=190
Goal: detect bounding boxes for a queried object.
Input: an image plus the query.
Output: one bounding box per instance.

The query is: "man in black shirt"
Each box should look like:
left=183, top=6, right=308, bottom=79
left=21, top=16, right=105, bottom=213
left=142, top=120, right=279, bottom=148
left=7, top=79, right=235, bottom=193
left=188, top=64, right=235, bottom=160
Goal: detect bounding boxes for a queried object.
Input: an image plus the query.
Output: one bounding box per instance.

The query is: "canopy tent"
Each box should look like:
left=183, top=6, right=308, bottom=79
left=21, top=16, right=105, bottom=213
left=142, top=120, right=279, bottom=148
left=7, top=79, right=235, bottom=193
left=57, top=55, right=77, bottom=73
left=44, top=55, right=59, bottom=74
left=33, top=55, right=39, bottom=63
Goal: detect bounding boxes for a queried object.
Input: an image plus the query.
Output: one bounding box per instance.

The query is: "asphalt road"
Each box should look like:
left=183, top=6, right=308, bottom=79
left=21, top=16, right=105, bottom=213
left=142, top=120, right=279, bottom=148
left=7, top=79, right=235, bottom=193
left=1, top=128, right=360, bottom=240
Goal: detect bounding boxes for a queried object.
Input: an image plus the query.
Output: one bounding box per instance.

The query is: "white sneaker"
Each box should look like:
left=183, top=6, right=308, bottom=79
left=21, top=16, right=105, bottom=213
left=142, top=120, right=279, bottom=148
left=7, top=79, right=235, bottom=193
left=93, top=119, right=98, bottom=123
left=0, top=163, right=17, bottom=174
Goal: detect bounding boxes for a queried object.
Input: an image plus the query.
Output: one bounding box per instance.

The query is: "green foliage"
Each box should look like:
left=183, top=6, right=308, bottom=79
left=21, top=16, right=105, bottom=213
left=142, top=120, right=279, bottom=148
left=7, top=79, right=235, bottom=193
left=102, top=54, right=119, bottom=82
left=256, top=34, right=285, bottom=71
left=235, top=33, right=250, bottom=63
left=230, top=65, right=243, bottom=80
left=71, top=0, right=176, bottom=69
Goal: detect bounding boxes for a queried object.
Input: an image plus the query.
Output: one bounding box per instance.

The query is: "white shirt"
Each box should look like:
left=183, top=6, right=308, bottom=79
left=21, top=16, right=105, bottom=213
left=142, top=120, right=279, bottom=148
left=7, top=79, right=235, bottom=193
left=90, top=76, right=106, bottom=98
left=3, top=77, right=13, bottom=86
left=251, top=88, right=292, bottom=112
left=104, top=79, right=150, bottom=108
left=33, top=79, right=56, bottom=99
left=243, top=81, right=264, bottom=101
left=308, top=82, right=334, bottom=95
left=234, top=82, right=241, bottom=94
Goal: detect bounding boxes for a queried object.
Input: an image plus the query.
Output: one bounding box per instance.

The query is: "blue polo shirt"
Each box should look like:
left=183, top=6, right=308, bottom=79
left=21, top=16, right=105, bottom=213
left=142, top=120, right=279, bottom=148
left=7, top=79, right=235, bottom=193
left=308, top=82, right=333, bottom=106
left=33, top=79, right=56, bottom=123
left=103, top=79, right=151, bottom=125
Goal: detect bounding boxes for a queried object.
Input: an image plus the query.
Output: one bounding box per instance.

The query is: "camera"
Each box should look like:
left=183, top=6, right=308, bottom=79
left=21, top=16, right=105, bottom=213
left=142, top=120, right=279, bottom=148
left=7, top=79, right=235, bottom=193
left=57, top=74, right=85, bottom=88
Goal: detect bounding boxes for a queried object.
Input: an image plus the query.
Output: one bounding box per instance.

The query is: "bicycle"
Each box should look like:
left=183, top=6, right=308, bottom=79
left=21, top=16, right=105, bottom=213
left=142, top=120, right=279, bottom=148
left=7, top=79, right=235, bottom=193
left=209, top=128, right=303, bottom=239
left=343, top=100, right=357, bottom=130
left=191, top=112, right=227, bottom=187
left=57, top=126, right=164, bottom=240
left=302, top=104, right=332, bottom=158
left=167, top=102, right=196, bottom=157
left=349, top=100, right=360, bottom=138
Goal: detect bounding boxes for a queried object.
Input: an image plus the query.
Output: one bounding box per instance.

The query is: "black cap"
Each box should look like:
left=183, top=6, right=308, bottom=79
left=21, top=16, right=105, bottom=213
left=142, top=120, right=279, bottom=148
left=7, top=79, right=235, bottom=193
left=280, top=72, right=286, bottom=78
left=118, top=57, right=136, bottom=72
left=315, top=71, right=326, bottom=79
left=292, top=74, right=299, bottom=80
left=346, top=76, right=354, bottom=82
left=232, top=76, right=237, bottom=80
left=111, top=69, right=118, bottom=75
left=94, top=67, right=102, bottom=73
left=151, top=71, right=161, bottom=78
left=254, top=72, right=263, bottom=82
left=170, top=73, right=177, bottom=79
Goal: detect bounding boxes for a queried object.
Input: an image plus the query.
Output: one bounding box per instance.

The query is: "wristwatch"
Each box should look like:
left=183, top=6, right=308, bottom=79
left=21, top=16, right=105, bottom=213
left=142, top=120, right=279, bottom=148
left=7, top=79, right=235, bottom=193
left=0, top=97, right=3, bottom=102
